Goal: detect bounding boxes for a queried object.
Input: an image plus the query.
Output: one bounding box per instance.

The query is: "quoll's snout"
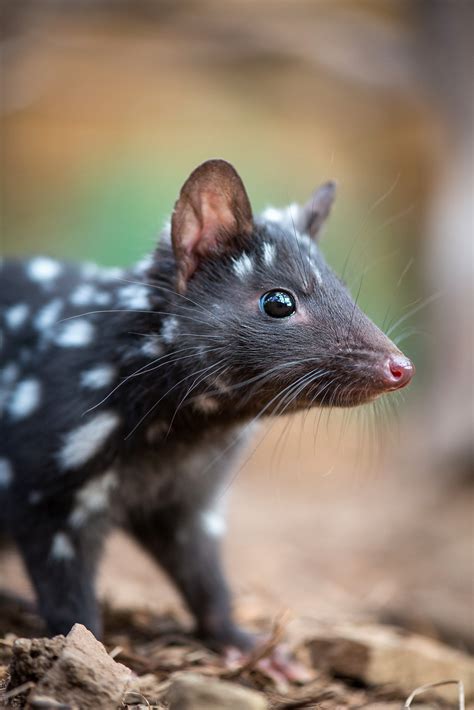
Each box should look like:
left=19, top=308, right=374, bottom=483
left=380, top=354, right=415, bottom=391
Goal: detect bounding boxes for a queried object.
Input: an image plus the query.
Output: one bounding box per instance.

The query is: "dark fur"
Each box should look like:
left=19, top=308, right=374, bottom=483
left=0, top=160, right=410, bottom=647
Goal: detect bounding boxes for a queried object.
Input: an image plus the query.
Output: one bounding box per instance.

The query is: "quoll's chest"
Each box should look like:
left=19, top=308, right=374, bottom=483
left=112, top=424, right=250, bottom=520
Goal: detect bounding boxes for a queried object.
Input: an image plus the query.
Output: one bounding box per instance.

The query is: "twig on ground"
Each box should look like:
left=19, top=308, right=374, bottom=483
left=223, top=610, right=291, bottom=679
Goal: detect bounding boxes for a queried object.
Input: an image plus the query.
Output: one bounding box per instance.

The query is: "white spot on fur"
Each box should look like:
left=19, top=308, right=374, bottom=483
left=98, top=266, right=124, bottom=282
left=94, top=291, right=112, bottom=306
left=285, top=230, right=324, bottom=286
left=58, top=411, right=120, bottom=470
left=95, top=291, right=112, bottom=305
left=8, top=378, right=41, bottom=420
left=27, top=257, right=61, bottom=283
left=200, top=509, right=226, bottom=537
left=309, top=258, right=323, bottom=285
left=161, top=218, right=172, bottom=236
left=284, top=203, right=300, bottom=229
left=262, top=202, right=301, bottom=238
left=263, top=204, right=301, bottom=234
left=70, top=284, right=111, bottom=307
left=51, top=532, right=75, bottom=560
left=69, top=284, right=96, bottom=306
left=35, top=299, right=63, bottom=330
left=134, top=253, right=154, bottom=273
left=5, top=303, right=29, bottom=330
left=54, top=319, right=94, bottom=347
left=141, top=338, right=163, bottom=358
left=161, top=316, right=179, bottom=344
left=232, top=253, right=253, bottom=279
left=0, top=458, right=13, bottom=487
left=296, top=231, right=309, bottom=246
left=70, top=284, right=95, bottom=306
left=193, top=395, right=219, bottom=414
left=262, top=242, right=276, bottom=267
left=82, top=262, right=100, bottom=279
left=80, top=364, right=116, bottom=389
left=262, top=206, right=283, bottom=222
left=69, top=470, right=117, bottom=527
left=118, top=284, right=151, bottom=310
left=298, top=233, right=323, bottom=286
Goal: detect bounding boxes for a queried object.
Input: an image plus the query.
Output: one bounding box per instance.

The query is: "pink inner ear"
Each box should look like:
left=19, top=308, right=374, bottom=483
left=178, top=192, right=237, bottom=258
left=197, top=194, right=236, bottom=254
left=178, top=204, right=201, bottom=255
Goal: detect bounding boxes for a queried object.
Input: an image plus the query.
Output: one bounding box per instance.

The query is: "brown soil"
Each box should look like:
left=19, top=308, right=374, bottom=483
left=1, top=416, right=472, bottom=708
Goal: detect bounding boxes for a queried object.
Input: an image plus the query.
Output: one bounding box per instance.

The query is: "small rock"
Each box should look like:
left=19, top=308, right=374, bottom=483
left=307, top=623, right=474, bottom=703
left=167, top=672, right=268, bottom=710
left=4, top=624, right=133, bottom=710
left=31, top=624, right=132, bottom=710
left=9, top=636, right=66, bottom=687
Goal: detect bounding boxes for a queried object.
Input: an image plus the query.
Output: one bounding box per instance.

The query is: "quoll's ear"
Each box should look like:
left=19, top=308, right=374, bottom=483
left=171, top=159, right=253, bottom=292
left=296, top=180, right=337, bottom=242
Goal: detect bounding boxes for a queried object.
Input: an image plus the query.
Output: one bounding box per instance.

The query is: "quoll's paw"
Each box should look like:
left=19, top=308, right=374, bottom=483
left=197, top=618, right=312, bottom=687
left=224, top=639, right=313, bottom=690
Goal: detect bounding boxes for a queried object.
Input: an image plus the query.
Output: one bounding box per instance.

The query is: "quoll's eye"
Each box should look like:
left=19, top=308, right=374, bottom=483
left=260, top=290, right=296, bottom=318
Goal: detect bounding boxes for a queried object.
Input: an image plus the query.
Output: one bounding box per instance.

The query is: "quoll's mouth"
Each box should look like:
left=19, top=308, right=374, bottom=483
left=296, top=350, right=415, bottom=409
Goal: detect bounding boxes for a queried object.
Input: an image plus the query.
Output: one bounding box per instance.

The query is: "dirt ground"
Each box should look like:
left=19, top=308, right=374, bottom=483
left=1, top=412, right=473, bottom=707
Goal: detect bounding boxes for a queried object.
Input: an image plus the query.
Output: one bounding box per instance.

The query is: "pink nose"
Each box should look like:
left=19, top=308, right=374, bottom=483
left=382, top=355, right=415, bottom=390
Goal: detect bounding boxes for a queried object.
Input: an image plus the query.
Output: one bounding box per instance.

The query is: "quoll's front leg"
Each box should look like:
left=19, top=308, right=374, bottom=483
left=14, top=507, right=107, bottom=637
left=127, top=501, right=254, bottom=651
left=127, top=502, right=312, bottom=685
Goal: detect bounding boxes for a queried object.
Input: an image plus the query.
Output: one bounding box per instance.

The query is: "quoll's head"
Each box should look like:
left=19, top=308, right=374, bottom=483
left=166, top=159, right=414, bottom=415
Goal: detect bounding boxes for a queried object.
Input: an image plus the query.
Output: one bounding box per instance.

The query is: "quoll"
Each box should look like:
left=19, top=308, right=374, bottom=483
left=0, top=159, right=414, bottom=650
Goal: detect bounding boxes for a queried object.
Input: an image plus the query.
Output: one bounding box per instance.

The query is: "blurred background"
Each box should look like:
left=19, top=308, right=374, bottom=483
left=1, top=0, right=473, bottom=652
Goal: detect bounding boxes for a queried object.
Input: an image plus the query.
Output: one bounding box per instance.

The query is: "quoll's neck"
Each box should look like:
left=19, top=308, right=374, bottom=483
left=114, top=246, right=248, bottom=446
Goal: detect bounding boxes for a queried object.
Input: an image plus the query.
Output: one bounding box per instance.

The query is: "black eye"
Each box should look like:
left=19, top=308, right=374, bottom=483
left=260, top=290, right=296, bottom=318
